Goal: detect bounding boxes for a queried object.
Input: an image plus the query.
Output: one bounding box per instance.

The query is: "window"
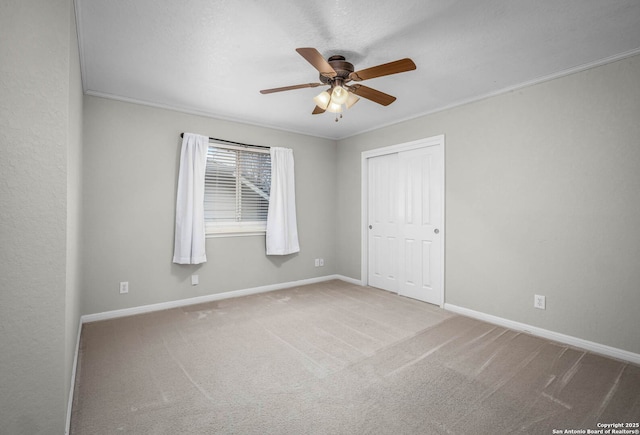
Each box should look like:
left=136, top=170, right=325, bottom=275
left=204, top=144, right=271, bottom=236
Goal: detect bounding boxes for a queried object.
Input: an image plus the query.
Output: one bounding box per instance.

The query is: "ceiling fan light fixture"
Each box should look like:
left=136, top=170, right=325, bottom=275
left=313, top=90, right=331, bottom=110
left=260, top=48, right=417, bottom=123
left=345, top=92, right=360, bottom=109
left=330, top=85, right=349, bottom=105
left=326, top=101, right=343, bottom=113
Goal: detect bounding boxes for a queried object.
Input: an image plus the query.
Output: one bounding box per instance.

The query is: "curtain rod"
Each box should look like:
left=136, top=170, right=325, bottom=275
left=180, top=133, right=270, bottom=149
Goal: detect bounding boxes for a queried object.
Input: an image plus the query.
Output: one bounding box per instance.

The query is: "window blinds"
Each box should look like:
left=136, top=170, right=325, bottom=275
left=204, top=146, right=271, bottom=224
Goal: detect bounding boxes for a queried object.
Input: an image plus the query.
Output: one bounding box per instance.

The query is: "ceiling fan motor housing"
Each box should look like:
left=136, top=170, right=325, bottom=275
left=320, top=55, right=354, bottom=85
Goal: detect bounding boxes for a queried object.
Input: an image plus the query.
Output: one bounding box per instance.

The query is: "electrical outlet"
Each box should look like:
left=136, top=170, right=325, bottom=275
left=314, top=259, right=320, bottom=267
left=191, top=274, right=199, bottom=286
left=119, top=281, right=129, bottom=294
left=534, top=294, right=546, bottom=310
left=319, top=258, right=324, bottom=266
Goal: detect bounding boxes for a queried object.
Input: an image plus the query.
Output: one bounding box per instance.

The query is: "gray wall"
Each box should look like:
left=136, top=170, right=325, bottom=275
left=0, top=0, right=83, bottom=433
left=337, top=54, right=640, bottom=354
left=81, top=96, right=337, bottom=315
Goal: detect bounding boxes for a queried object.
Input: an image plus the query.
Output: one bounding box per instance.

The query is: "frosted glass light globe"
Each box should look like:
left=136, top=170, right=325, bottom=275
left=331, top=86, right=349, bottom=105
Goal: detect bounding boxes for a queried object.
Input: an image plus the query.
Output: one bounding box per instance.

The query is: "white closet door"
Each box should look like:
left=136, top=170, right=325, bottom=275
left=366, top=141, right=443, bottom=306
left=397, top=146, right=443, bottom=305
left=367, top=153, right=399, bottom=292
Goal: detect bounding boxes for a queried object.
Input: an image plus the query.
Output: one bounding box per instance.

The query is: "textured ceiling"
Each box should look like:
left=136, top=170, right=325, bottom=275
left=76, top=0, right=640, bottom=140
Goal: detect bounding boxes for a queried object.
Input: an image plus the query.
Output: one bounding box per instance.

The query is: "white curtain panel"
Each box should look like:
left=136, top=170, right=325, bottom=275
left=172, top=133, right=208, bottom=264
left=266, top=147, right=300, bottom=255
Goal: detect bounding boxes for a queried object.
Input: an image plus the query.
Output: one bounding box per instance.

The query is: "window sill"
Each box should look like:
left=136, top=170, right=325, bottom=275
left=206, top=231, right=266, bottom=239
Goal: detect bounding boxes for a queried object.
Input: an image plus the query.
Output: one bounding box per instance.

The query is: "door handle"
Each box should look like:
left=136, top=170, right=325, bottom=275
left=434, top=228, right=439, bottom=234
left=369, top=225, right=373, bottom=229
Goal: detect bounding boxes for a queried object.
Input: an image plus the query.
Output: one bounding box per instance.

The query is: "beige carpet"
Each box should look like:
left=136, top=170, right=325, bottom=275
left=71, top=280, right=640, bottom=434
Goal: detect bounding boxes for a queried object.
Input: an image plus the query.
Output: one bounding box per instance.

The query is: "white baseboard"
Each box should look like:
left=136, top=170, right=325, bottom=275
left=65, top=317, right=82, bottom=435
left=334, top=274, right=363, bottom=286
left=82, top=275, right=361, bottom=323
left=444, top=303, right=640, bottom=366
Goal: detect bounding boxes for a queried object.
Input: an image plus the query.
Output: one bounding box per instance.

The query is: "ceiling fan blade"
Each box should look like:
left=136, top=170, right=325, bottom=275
left=349, top=58, right=416, bottom=82
left=348, top=84, right=396, bottom=106
left=312, top=106, right=326, bottom=115
left=296, top=48, right=337, bottom=78
left=260, top=83, right=323, bottom=94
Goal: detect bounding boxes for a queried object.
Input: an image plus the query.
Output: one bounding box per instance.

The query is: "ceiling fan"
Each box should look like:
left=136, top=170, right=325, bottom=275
left=260, top=48, right=417, bottom=121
